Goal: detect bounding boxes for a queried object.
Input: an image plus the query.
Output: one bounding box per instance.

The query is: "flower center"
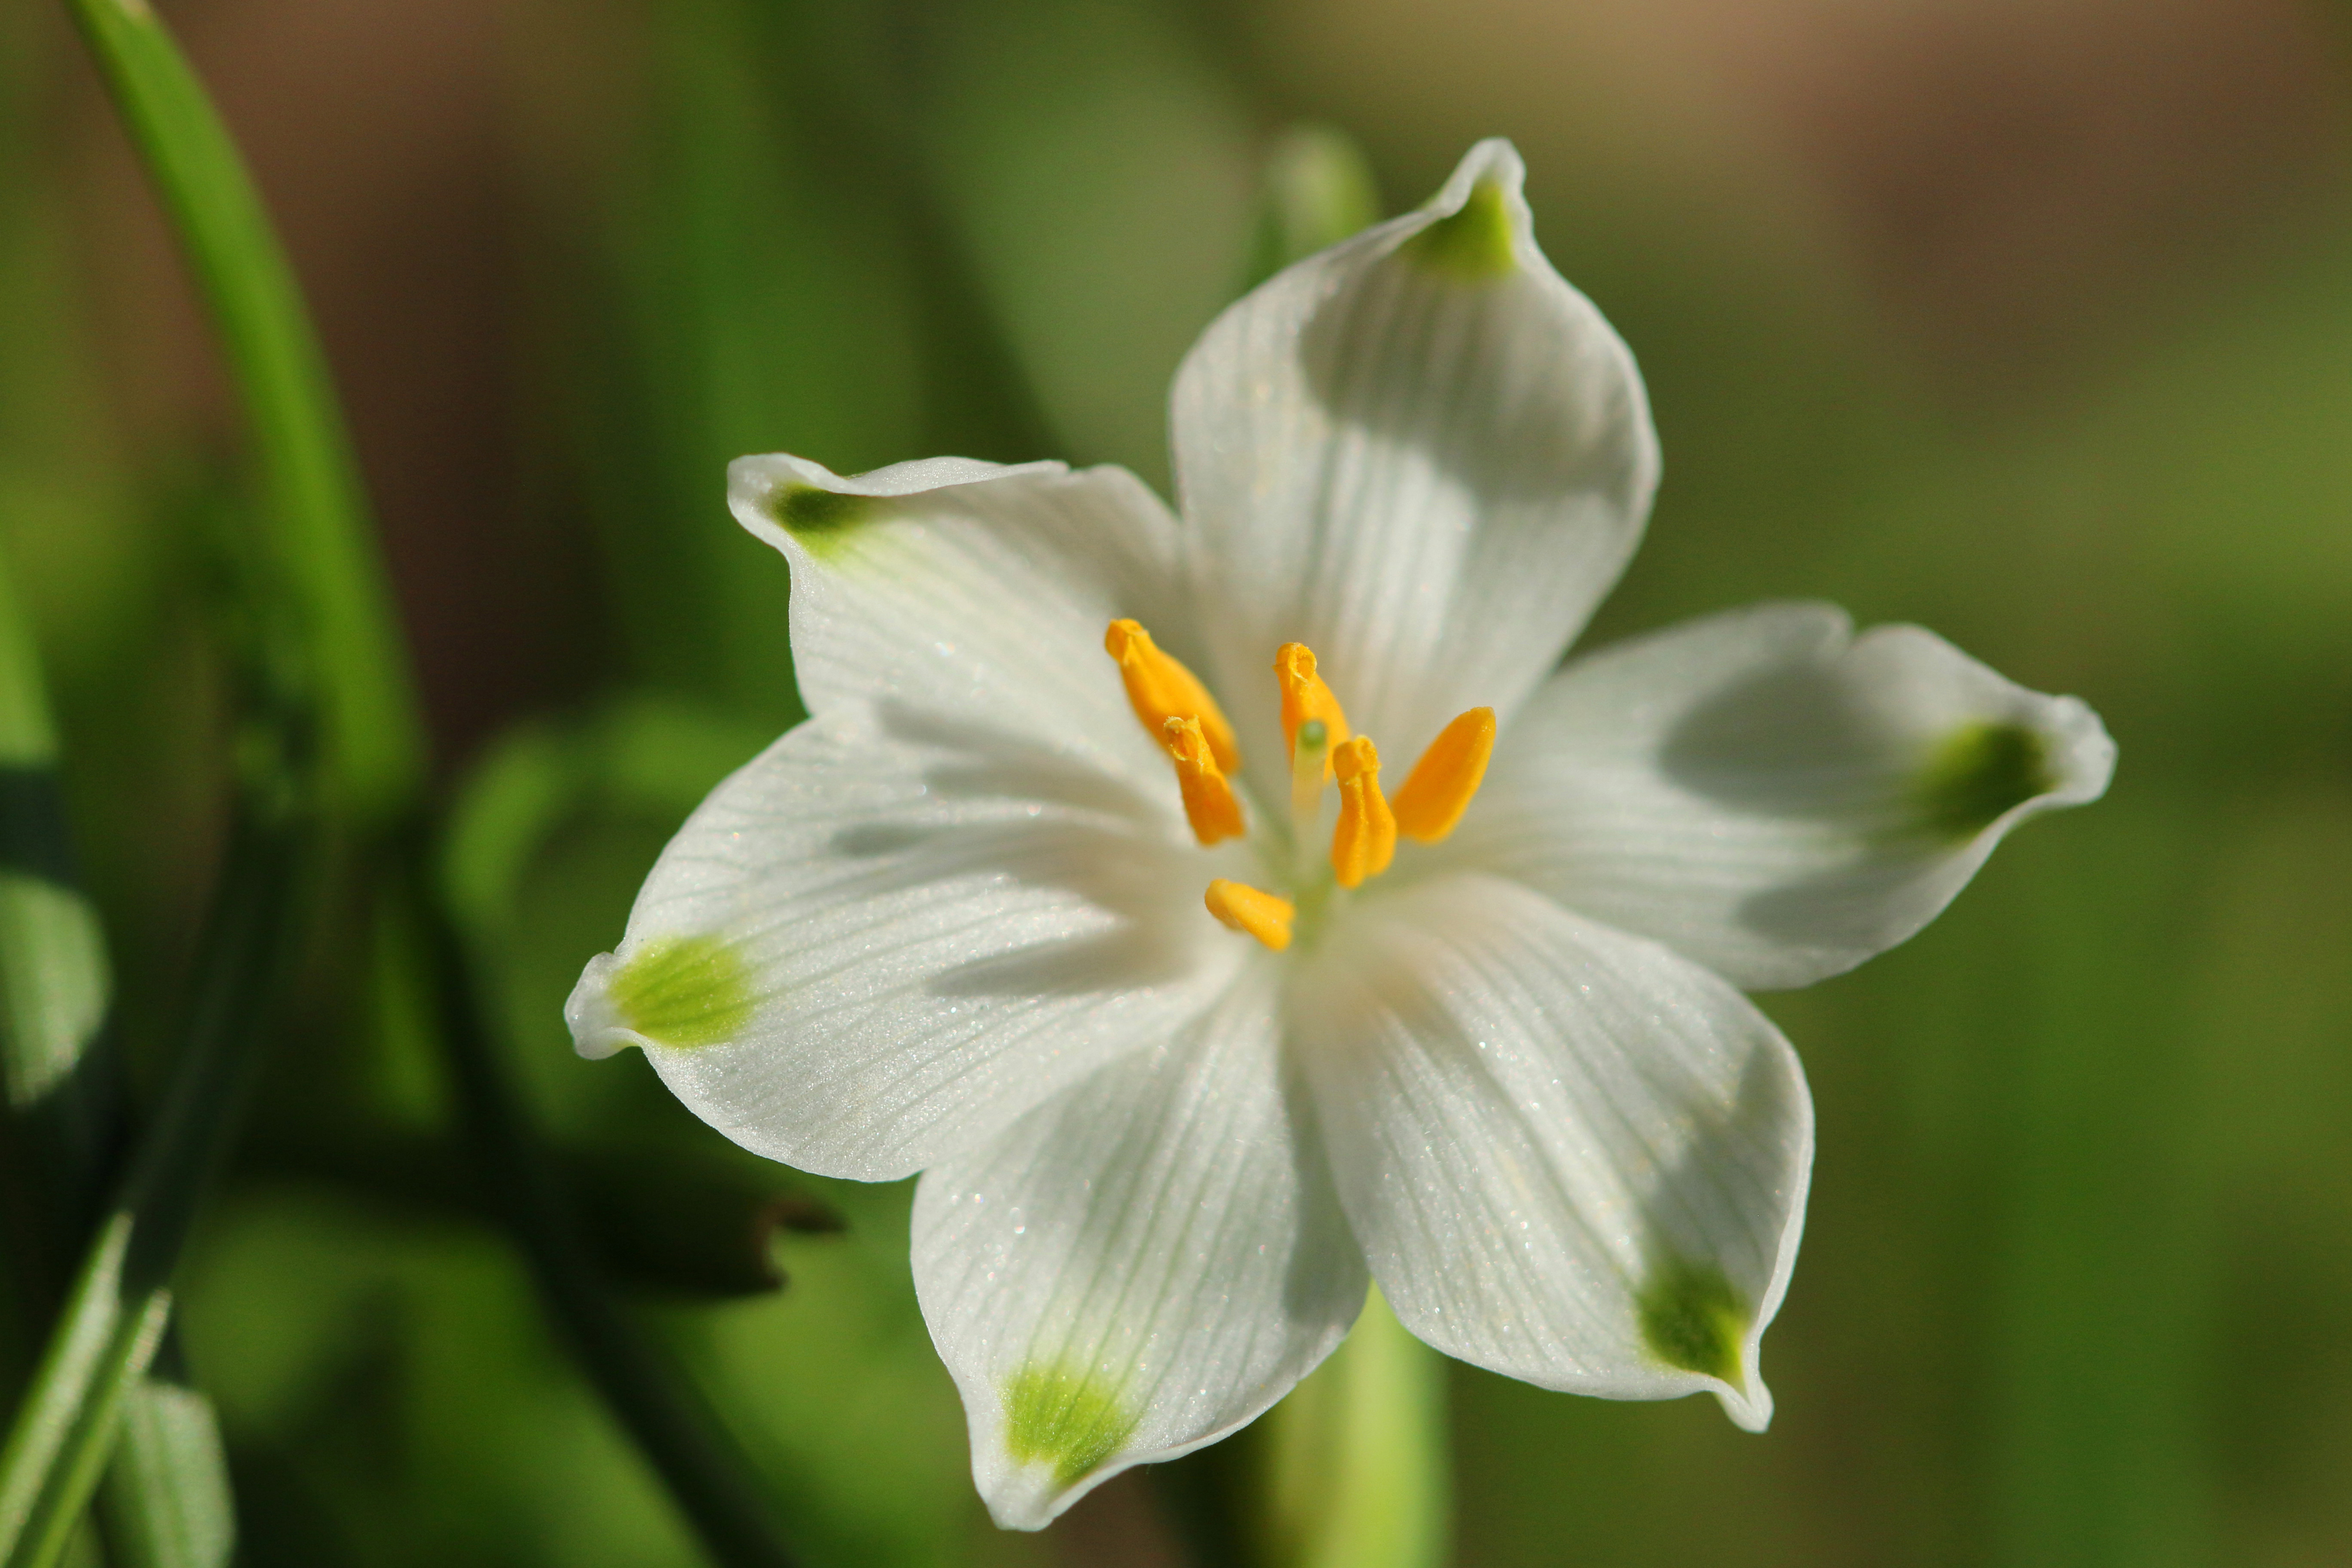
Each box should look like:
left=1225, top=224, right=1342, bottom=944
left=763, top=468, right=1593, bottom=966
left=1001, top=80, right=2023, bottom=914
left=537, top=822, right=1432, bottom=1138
left=1105, top=620, right=1496, bottom=952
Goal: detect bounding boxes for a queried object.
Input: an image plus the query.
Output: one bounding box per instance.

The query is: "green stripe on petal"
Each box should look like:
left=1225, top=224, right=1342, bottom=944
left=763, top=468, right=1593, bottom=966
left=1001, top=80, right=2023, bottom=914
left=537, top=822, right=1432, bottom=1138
left=1914, top=719, right=2055, bottom=840
left=1003, top=1363, right=1136, bottom=1486
left=1404, top=179, right=1514, bottom=281
left=1637, top=1256, right=1749, bottom=1383
left=611, top=934, right=754, bottom=1048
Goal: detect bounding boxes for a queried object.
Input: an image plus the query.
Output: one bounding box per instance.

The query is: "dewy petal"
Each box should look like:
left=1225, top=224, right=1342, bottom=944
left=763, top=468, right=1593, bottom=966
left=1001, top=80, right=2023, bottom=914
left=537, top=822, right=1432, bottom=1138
left=564, top=703, right=1251, bottom=1181
left=1293, top=874, right=1811, bottom=1430
left=1451, top=603, right=2117, bottom=989
left=1171, top=138, right=1658, bottom=773
left=729, top=452, right=1198, bottom=797
left=913, top=964, right=1367, bottom=1529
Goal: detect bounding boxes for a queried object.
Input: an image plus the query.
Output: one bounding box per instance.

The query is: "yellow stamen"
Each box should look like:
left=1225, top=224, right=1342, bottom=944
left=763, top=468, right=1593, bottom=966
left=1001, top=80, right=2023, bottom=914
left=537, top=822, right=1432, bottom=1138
left=1107, top=619, right=1240, bottom=773
left=1391, top=707, right=1497, bottom=843
left=1204, top=878, right=1295, bottom=951
left=1329, top=737, right=1396, bottom=888
left=1274, top=643, right=1351, bottom=764
left=1163, top=717, right=1246, bottom=845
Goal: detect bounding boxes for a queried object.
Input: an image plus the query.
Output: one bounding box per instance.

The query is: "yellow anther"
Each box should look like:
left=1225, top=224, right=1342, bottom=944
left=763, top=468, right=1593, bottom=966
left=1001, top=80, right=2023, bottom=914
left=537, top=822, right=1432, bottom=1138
left=1204, top=879, right=1295, bottom=951
left=1107, top=619, right=1240, bottom=773
left=1391, top=707, right=1496, bottom=843
left=1329, top=737, right=1396, bottom=888
left=1162, top=717, right=1247, bottom=845
left=1274, top=643, right=1351, bottom=764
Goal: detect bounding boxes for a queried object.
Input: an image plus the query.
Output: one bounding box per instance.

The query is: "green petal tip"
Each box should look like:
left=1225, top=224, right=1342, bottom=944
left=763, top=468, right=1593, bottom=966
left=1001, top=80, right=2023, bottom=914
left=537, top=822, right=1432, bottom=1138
left=771, top=484, right=870, bottom=541
left=1004, top=1363, right=1137, bottom=1486
left=1405, top=179, right=1515, bottom=281
left=1913, top=720, right=2054, bottom=839
left=1638, top=1258, right=1748, bottom=1384
left=610, top=934, right=756, bottom=1048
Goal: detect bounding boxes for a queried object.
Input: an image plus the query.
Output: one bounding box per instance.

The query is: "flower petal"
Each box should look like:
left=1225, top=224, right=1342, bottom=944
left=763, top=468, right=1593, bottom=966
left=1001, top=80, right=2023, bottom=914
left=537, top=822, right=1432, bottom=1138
left=913, top=964, right=1367, bottom=1529
left=728, top=452, right=1198, bottom=793
left=564, top=701, right=1251, bottom=1180
left=1451, top=603, right=2117, bottom=989
left=1294, top=873, right=1812, bottom=1429
left=1170, top=138, right=1658, bottom=776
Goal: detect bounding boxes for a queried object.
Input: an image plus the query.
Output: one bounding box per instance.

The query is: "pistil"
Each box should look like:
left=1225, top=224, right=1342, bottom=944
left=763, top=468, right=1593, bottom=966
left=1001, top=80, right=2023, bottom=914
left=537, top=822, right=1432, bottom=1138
left=1289, top=718, right=1331, bottom=833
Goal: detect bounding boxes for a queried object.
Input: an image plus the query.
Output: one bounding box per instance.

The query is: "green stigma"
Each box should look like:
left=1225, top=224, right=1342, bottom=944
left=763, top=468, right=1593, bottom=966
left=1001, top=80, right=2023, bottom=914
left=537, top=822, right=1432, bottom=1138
left=1913, top=720, right=2053, bottom=840
left=1637, top=1258, right=1748, bottom=1384
left=1405, top=179, right=1515, bottom=281
left=1003, top=1363, right=1137, bottom=1486
left=610, top=934, right=756, bottom=1048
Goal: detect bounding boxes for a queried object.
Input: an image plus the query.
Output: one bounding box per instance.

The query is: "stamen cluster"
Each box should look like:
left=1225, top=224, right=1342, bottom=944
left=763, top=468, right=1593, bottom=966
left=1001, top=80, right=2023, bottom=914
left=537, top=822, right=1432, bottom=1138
left=1104, top=620, right=1496, bottom=950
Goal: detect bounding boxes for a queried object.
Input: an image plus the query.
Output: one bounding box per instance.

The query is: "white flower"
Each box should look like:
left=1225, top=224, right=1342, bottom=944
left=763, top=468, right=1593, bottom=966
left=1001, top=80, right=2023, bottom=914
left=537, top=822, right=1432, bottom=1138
left=565, top=140, right=2114, bottom=1530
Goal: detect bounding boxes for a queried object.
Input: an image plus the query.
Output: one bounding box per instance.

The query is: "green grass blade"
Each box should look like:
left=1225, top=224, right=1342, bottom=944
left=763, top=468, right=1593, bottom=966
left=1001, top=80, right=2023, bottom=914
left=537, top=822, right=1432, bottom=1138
left=0, top=549, right=114, bottom=1186
left=93, top=1375, right=233, bottom=1568
left=0, top=1216, right=173, bottom=1568
left=0, top=545, right=237, bottom=1568
left=59, top=0, right=424, bottom=822
left=0, top=668, right=314, bottom=1568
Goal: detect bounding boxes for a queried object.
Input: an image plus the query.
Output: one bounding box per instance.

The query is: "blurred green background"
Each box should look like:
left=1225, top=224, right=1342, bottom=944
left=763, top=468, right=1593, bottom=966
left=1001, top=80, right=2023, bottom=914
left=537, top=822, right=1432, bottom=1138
left=4, top=0, right=2351, bottom=1563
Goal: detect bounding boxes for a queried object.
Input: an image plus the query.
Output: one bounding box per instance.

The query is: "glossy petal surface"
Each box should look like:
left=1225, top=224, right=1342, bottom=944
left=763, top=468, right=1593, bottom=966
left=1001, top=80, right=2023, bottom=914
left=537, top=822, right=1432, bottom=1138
left=567, top=703, right=1248, bottom=1180
left=729, top=453, right=1197, bottom=799
left=1295, top=872, right=1812, bottom=1428
left=915, top=965, right=1367, bottom=1527
left=1171, top=139, right=1658, bottom=777
left=1451, top=603, right=2117, bottom=988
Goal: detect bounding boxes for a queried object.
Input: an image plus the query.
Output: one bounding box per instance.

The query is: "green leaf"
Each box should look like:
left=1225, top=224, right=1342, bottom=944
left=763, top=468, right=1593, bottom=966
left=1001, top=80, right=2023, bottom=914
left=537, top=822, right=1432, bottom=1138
left=59, top=0, right=423, bottom=823
left=0, top=549, right=114, bottom=1179
left=0, top=633, right=315, bottom=1568
left=95, top=1373, right=234, bottom=1568
left=441, top=694, right=770, bottom=940
left=0, top=545, right=239, bottom=1568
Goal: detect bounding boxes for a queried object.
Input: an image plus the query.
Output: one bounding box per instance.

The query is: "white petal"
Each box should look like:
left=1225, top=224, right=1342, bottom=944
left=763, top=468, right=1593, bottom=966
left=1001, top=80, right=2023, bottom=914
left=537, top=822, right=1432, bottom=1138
left=1170, top=138, right=1658, bottom=776
left=1451, top=603, right=2117, bottom=989
left=564, top=702, right=1252, bottom=1180
left=913, top=964, right=1367, bottom=1529
left=1294, top=874, right=1811, bottom=1429
left=728, top=452, right=1198, bottom=797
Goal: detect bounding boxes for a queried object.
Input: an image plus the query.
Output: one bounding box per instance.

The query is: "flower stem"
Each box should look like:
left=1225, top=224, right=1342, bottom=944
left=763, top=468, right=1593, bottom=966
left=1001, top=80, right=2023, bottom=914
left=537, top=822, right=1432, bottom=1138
left=58, top=0, right=426, bottom=824
left=1258, top=1289, right=1452, bottom=1568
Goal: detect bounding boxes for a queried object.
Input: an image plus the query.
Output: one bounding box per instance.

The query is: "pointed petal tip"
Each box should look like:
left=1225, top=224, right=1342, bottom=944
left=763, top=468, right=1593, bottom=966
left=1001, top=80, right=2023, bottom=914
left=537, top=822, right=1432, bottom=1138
left=975, top=1457, right=1088, bottom=1533
left=726, top=452, right=1080, bottom=557
left=563, top=951, right=637, bottom=1060
left=1716, top=1372, right=1775, bottom=1433
left=1444, top=137, right=1527, bottom=199
left=1403, top=142, right=1535, bottom=284
left=2046, top=693, right=2119, bottom=808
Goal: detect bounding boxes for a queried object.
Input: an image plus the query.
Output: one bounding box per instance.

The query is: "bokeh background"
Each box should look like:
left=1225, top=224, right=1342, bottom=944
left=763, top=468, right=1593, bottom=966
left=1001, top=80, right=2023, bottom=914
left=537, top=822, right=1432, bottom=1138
left=5, top=0, right=2352, bottom=1563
